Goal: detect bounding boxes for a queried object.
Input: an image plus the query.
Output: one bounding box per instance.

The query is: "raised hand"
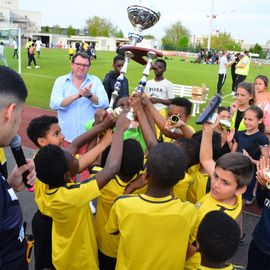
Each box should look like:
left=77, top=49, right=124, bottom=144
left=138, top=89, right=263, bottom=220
left=130, top=94, right=143, bottom=114
left=8, top=159, right=36, bottom=192
left=256, top=156, right=270, bottom=188
left=79, top=83, right=92, bottom=97
left=141, top=94, right=151, bottom=106
left=202, top=115, right=220, bottom=132
left=102, top=112, right=117, bottom=129
left=230, top=101, right=239, bottom=114
left=115, top=110, right=131, bottom=131
left=94, top=109, right=107, bottom=125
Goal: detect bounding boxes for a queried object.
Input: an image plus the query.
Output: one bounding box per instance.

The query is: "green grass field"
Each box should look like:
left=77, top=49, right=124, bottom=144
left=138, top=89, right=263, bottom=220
left=2, top=47, right=270, bottom=128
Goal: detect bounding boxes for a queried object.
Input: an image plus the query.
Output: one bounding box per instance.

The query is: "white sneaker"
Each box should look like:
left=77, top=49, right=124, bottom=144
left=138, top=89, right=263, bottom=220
left=35, top=65, right=40, bottom=69
left=27, top=66, right=32, bottom=69
left=89, top=201, right=96, bottom=214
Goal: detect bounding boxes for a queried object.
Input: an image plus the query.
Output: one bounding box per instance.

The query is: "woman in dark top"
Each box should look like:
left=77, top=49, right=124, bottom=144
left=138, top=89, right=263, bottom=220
left=231, top=106, right=269, bottom=203
left=230, top=82, right=255, bottom=132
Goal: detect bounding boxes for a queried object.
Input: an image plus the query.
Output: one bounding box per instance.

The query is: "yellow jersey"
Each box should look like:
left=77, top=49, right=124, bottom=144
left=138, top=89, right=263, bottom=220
left=173, top=172, right=193, bottom=201
left=93, top=165, right=138, bottom=258
left=44, top=176, right=100, bottom=270
left=185, top=194, right=242, bottom=270
left=0, top=147, right=7, bottom=178
left=106, top=194, right=197, bottom=270
left=187, top=164, right=209, bottom=204
left=34, top=179, right=51, bottom=216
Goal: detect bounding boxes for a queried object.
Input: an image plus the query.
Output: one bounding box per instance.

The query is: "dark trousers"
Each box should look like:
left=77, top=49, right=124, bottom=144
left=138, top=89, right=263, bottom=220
left=13, top=49, right=18, bottom=58
left=217, top=73, right=226, bottom=93
left=247, top=240, right=270, bottom=270
left=0, top=253, right=28, bottom=270
left=231, top=72, right=237, bottom=92
left=28, top=54, right=36, bottom=66
left=32, top=210, right=55, bottom=270
left=243, top=175, right=256, bottom=201
left=235, top=74, right=247, bottom=89
left=98, top=250, right=116, bottom=270
left=1, top=238, right=28, bottom=270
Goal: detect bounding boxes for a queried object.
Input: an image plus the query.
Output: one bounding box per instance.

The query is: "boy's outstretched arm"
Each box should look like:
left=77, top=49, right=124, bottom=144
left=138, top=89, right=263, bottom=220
left=67, top=113, right=116, bottom=155
left=141, top=95, right=157, bottom=137
left=96, top=112, right=130, bottom=189
left=142, top=95, right=167, bottom=132
left=149, top=97, right=171, bottom=106
left=78, top=130, right=113, bottom=172
left=130, top=93, right=157, bottom=151
left=200, top=121, right=218, bottom=178
left=143, top=95, right=192, bottom=139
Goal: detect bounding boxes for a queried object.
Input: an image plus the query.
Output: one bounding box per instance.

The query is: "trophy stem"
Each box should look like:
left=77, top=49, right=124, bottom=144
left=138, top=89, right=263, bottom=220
left=107, top=51, right=133, bottom=113
left=127, top=51, right=157, bottom=121
left=136, top=51, right=157, bottom=94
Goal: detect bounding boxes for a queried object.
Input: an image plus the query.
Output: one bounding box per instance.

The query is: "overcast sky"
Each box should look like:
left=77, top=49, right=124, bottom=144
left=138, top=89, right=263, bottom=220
left=19, top=0, right=270, bottom=45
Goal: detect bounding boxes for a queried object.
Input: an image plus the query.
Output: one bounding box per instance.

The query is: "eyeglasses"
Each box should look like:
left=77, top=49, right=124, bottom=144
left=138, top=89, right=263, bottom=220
left=73, top=62, right=90, bottom=68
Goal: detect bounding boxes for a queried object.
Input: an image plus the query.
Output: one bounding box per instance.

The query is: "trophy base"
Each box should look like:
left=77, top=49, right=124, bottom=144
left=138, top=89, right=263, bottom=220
left=117, top=45, right=163, bottom=65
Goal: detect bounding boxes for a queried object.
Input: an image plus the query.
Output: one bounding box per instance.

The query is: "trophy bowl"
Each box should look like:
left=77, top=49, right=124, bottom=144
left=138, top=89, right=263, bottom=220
left=117, top=45, right=163, bottom=65
left=127, top=4, right=161, bottom=45
left=127, top=5, right=161, bottom=31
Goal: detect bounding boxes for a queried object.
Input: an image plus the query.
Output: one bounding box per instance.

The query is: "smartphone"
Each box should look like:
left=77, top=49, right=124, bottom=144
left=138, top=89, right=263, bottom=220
left=196, top=95, right=222, bottom=124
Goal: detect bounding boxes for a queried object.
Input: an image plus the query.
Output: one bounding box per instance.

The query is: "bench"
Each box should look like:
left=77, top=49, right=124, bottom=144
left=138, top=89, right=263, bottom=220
left=172, top=84, right=209, bottom=116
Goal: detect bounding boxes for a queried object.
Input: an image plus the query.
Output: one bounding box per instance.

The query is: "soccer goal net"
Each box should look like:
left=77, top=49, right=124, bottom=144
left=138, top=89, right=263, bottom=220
left=0, top=27, right=21, bottom=73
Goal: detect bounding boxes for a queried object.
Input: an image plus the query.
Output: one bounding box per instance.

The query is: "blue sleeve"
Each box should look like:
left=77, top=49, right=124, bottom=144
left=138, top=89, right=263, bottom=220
left=50, top=76, right=67, bottom=111
left=260, top=133, right=269, bottom=146
left=92, top=76, right=109, bottom=108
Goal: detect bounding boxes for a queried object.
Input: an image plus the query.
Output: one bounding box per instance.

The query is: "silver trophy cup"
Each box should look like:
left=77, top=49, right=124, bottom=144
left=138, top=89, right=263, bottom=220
left=127, top=4, right=161, bottom=46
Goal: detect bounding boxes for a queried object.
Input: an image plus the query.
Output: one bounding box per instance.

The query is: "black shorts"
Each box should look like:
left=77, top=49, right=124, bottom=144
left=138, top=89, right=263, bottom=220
left=32, top=210, right=55, bottom=270
left=98, top=250, right=116, bottom=270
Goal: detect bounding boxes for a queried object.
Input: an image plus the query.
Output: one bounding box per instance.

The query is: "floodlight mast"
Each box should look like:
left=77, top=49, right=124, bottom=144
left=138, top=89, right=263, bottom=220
left=207, top=0, right=215, bottom=50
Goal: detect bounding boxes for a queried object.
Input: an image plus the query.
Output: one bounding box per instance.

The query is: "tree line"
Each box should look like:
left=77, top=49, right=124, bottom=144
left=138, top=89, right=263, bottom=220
left=41, top=16, right=265, bottom=57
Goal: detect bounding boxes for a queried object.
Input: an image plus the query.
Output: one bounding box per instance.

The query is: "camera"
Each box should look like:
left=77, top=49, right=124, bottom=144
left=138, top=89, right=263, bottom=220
left=170, top=114, right=180, bottom=125
left=219, top=119, right=231, bottom=131
left=196, top=95, right=222, bottom=125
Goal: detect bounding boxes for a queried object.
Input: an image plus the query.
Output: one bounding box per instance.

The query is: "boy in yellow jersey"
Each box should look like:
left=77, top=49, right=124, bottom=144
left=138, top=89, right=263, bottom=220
left=120, top=95, right=196, bottom=202
left=187, top=130, right=222, bottom=203
left=34, top=113, right=129, bottom=270
left=92, top=139, right=144, bottom=270
left=184, top=121, right=253, bottom=270
left=197, top=211, right=241, bottom=270
left=173, top=138, right=200, bottom=202
left=106, top=142, right=198, bottom=270
left=68, top=45, right=75, bottom=60
left=27, top=114, right=116, bottom=270
left=94, top=94, right=158, bottom=269
left=143, top=95, right=195, bottom=142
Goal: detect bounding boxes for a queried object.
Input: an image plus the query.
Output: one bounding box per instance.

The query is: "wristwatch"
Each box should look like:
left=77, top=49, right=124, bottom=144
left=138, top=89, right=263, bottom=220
left=87, top=92, right=93, bottom=99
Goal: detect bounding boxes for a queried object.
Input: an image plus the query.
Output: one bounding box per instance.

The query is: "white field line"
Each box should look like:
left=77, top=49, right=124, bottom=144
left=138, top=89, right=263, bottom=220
left=21, top=73, right=56, bottom=79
